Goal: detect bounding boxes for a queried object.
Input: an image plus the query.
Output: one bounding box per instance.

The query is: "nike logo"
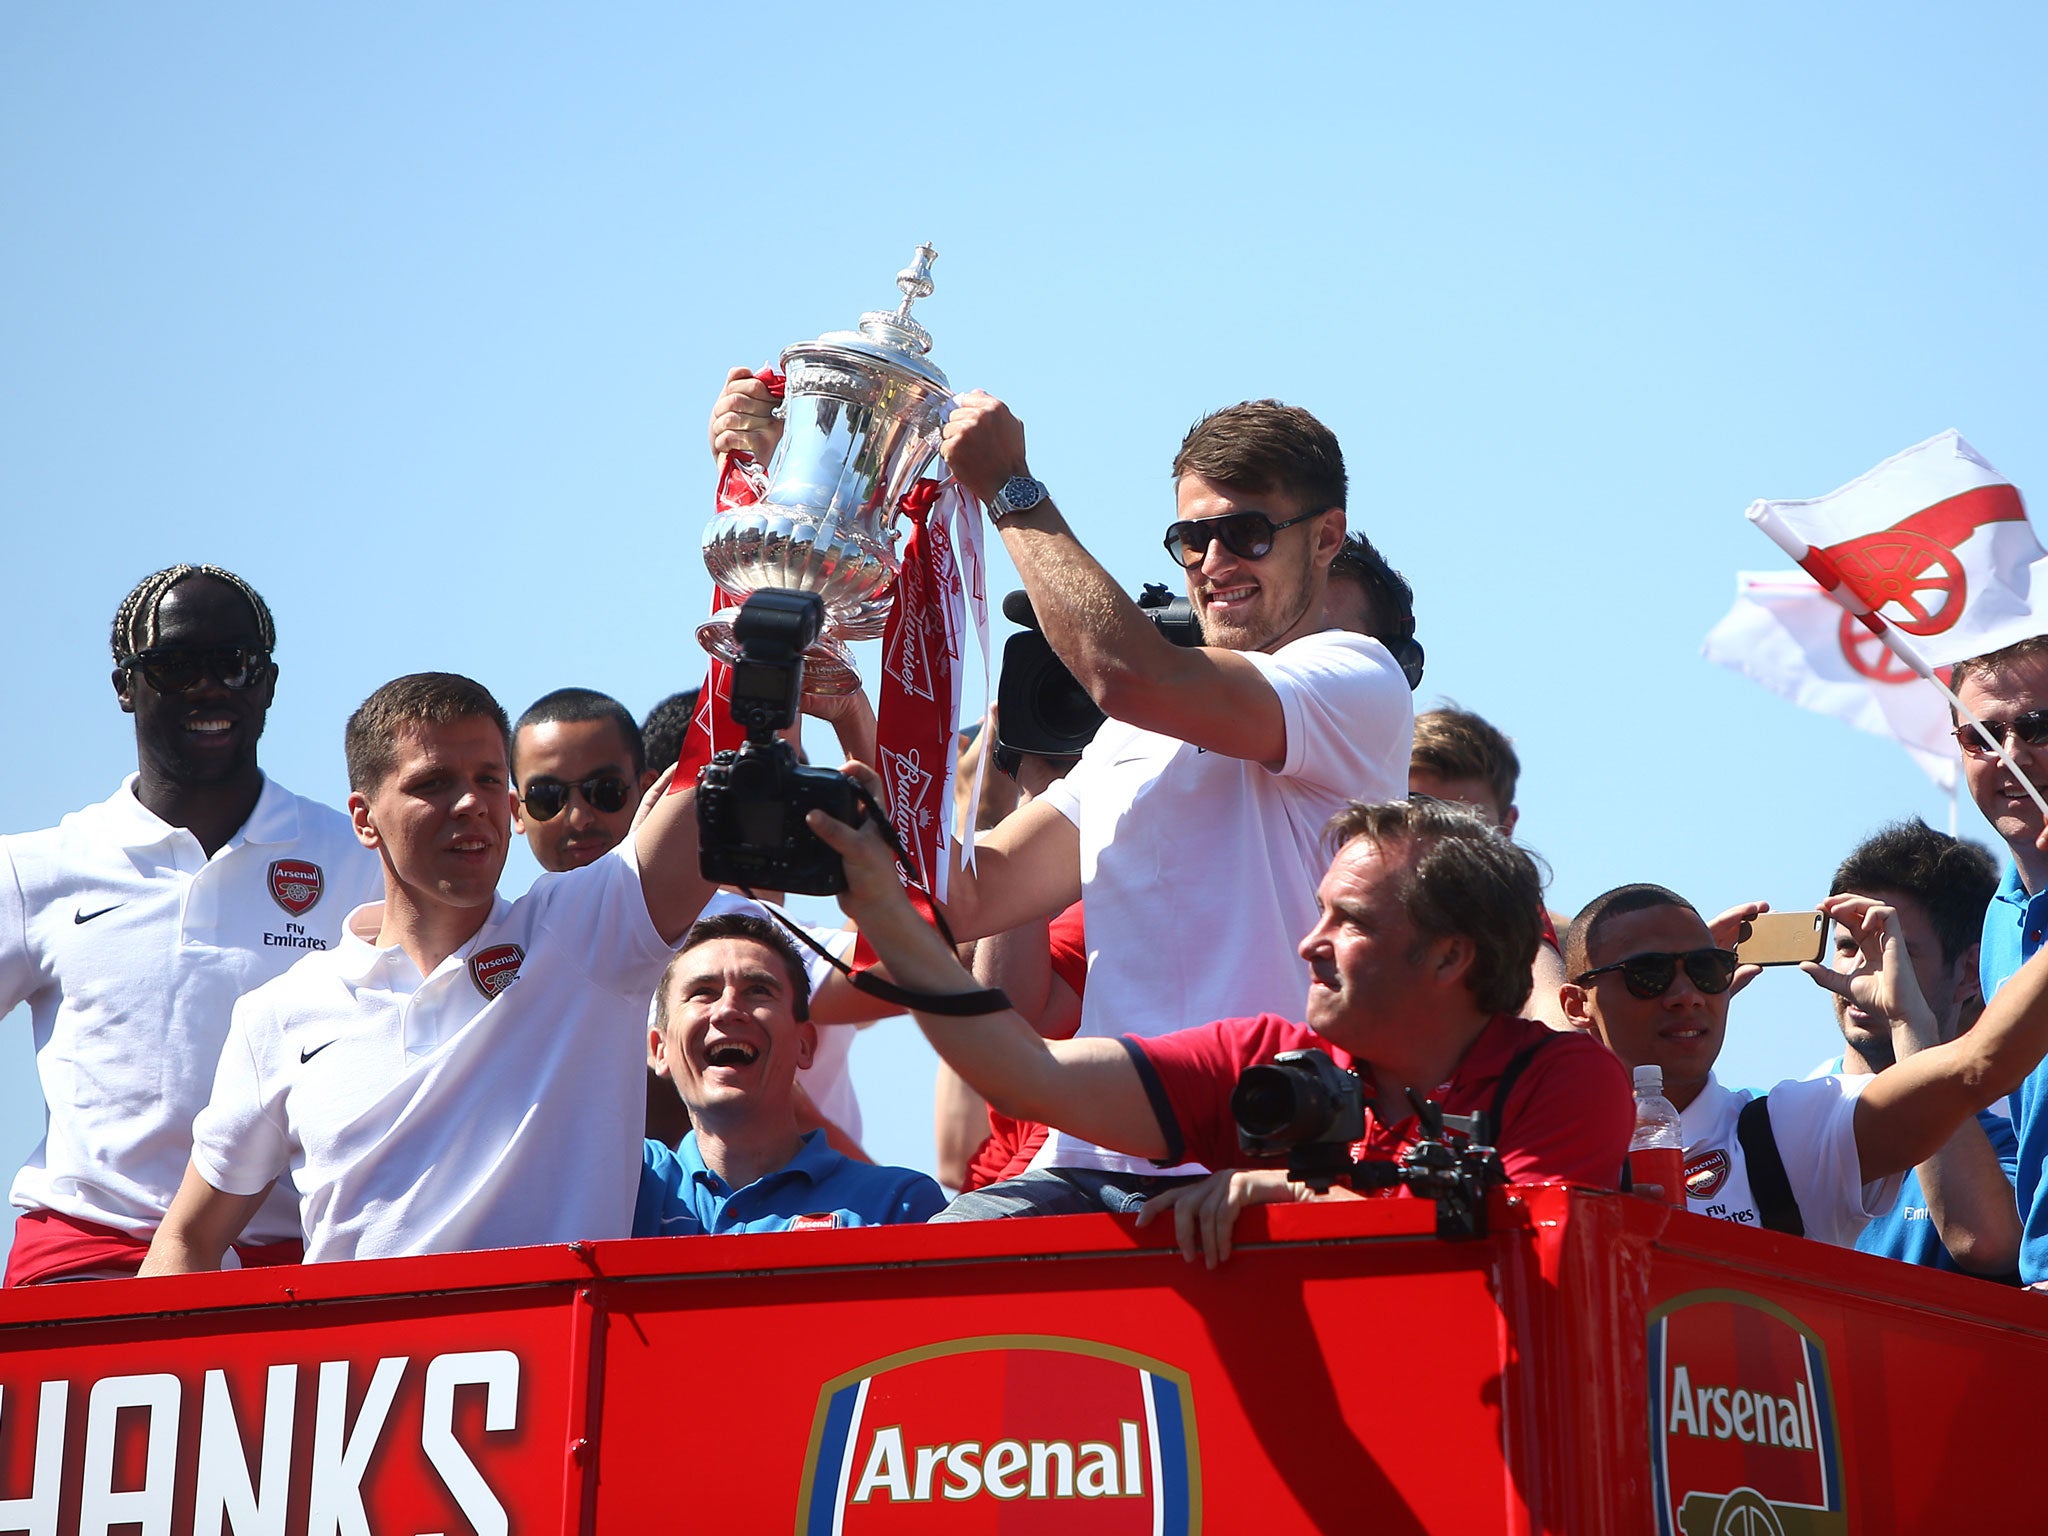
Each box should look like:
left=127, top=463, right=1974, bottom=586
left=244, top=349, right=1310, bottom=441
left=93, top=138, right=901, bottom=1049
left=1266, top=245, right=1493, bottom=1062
left=300, top=1041, right=337, bottom=1064
left=73, top=904, right=123, bottom=924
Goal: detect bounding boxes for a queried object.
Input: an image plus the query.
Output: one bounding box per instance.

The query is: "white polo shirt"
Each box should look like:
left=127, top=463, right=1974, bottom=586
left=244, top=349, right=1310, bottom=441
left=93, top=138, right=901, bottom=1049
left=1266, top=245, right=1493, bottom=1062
left=1677, top=1072, right=1905, bottom=1248
left=0, top=775, right=378, bottom=1242
left=191, top=844, right=672, bottom=1262
left=1032, top=626, right=1413, bottom=1176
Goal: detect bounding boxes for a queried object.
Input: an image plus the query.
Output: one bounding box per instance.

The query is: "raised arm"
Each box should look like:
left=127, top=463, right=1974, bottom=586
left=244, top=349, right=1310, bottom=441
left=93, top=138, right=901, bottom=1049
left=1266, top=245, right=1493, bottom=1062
left=634, top=773, right=717, bottom=945
left=939, top=392, right=1319, bottom=766
left=139, top=1163, right=271, bottom=1276
left=1808, top=895, right=2022, bottom=1269
left=1846, top=897, right=2048, bottom=1180
left=810, top=766, right=1164, bottom=1159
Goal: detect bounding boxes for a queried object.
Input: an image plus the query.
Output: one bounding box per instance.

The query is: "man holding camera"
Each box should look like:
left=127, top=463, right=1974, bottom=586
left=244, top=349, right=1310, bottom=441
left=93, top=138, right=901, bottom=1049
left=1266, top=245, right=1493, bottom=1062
left=932, top=393, right=1414, bottom=1216
left=808, top=788, right=1631, bottom=1261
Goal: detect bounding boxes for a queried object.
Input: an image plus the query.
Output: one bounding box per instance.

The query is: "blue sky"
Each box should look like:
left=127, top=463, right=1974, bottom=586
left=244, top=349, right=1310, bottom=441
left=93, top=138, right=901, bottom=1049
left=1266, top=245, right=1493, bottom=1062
left=4, top=5, right=2044, bottom=1259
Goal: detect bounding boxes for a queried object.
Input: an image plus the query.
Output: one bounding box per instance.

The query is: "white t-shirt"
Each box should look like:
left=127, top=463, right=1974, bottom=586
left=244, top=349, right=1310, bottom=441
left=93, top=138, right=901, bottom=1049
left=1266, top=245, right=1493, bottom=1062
left=1677, top=1072, right=1905, bottom=1248
left=1032, top=626, right=1413, bottom=1175
left=0, top=775, right=378, bottom=1242
left=191, top=844, right=672, bottom=1262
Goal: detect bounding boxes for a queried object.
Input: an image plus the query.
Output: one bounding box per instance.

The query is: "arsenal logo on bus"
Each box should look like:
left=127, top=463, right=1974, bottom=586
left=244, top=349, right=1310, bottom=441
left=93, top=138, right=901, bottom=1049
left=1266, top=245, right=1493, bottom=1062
left=797, top=1336, right=1200, bottom=1534
left=468, top=944, right=525, bottom=999
left=1648, top=1292, right=1845, bottom=1536
left=267, top=859, right=325, bottom=917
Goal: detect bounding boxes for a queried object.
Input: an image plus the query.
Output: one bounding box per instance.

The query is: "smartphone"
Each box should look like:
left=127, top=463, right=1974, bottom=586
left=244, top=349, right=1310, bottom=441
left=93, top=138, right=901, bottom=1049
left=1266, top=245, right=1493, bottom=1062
left=1735, top=910, right=1826, bottom=967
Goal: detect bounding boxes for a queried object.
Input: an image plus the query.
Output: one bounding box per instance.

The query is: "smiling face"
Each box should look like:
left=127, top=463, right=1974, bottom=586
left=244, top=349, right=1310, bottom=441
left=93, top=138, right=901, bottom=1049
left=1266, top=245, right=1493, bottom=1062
left=650, top=936, right=816, bottom=1123
left=1175, top=473, right=1339, bottom=654
left=349, top=716, right=513, bottom=917
left=513, top=717, right=644, bottom=872
left=1955, top=652, right=2048, bottom=885
left=1568, top=903, right=1726, bottom=1108
left=114, top=575, right=275, bottom=786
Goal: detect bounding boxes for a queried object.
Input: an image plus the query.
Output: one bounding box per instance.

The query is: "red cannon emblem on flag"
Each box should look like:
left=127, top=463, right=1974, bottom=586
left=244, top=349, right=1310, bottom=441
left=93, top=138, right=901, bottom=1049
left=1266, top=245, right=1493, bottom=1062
left=1819, top=483, right=2024, bottom=637
left=797, top=1337, right=1199, bottom=1534
left=1648, top=1292, right=1846, bottom=1536
left=267, top=859, right=325, bottom=917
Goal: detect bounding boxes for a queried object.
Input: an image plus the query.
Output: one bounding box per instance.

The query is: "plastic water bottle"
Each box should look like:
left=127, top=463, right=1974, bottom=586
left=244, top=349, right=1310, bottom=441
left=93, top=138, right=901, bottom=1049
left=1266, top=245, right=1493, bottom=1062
left=1628, top=1065, right=1686, bottom=1208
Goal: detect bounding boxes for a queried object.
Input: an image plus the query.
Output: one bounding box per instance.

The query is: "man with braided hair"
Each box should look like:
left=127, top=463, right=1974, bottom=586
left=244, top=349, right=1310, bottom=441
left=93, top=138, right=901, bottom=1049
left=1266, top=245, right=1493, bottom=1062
left=0, top=565, right=377, bottom=1283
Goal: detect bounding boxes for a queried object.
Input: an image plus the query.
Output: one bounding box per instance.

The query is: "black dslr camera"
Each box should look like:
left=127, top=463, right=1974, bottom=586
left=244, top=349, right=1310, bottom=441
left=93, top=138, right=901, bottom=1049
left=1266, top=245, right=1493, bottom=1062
left=696, top=589, right=867, bottom=896
left=1231, top=1048, right=1506, bottom=1238
left=994, top=584, right=1202, bottom=770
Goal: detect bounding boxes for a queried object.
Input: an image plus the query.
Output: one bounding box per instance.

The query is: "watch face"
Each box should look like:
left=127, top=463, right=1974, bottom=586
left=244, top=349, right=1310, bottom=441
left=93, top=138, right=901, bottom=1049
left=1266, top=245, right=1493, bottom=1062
left=1000, top=477, right=1042, bottom=512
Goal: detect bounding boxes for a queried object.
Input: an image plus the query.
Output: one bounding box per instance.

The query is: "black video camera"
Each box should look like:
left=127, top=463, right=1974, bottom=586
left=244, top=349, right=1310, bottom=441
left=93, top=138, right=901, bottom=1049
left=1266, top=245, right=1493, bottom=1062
left=696, top=589, right=868, bottom=896
left=994, top=584, right=1202, bottom=769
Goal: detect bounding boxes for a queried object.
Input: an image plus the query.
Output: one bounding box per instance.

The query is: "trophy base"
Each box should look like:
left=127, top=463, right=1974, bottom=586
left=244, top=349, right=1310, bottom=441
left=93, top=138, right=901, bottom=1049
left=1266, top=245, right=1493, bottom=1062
left=695, top=615, right=863, bottom=698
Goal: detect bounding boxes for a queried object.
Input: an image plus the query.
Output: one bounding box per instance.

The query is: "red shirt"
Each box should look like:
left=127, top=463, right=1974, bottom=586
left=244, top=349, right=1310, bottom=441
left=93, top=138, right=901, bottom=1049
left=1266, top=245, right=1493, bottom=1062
left=1125, top=1012, right=1632, bottom=1189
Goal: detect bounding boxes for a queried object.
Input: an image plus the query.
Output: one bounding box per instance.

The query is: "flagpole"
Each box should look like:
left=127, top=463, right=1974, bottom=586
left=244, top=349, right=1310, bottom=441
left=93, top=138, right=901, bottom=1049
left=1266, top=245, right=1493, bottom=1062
left=1748, top=504, right=2048, bottom=823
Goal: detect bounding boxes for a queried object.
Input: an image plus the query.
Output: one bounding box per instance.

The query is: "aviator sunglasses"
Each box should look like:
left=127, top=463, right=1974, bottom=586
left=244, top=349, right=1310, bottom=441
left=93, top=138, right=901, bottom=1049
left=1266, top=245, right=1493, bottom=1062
left=119, top=645, right=272, bottom=694
left=1162, top=508, right=1324, bottom=567
left=520, top=772, right=635, bottom=822
left=1573, top=947, right=1739, bottom=1000
left=1952, top=709, right=2048, bottom=757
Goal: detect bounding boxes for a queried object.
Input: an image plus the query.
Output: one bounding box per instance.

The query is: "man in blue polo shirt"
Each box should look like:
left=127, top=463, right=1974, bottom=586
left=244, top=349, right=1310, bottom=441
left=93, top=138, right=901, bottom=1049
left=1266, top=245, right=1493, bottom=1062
left=637, top=911, right=943, bottom=1236
left=1951, top=636, right=2048, bottom=1285
left=1805, top=821, right=2019, bottom=1280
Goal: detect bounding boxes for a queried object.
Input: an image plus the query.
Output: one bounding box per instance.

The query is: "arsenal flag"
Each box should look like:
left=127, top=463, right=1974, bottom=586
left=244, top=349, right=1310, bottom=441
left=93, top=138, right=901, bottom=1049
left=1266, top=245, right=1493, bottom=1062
left=1703, top=572, right=1960, bottom=789
left=1745, top=431, right=2046, bottom=669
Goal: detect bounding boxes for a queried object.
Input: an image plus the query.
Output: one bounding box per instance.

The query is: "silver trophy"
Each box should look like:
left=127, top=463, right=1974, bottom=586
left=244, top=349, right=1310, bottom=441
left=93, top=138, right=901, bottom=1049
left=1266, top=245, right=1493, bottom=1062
left=698, top=243, right=952, bottom=695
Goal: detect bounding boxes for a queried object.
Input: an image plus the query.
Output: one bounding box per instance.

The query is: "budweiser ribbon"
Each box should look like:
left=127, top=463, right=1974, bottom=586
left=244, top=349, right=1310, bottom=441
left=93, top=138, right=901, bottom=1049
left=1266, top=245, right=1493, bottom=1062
left=874, top=479, right=968, bottom=901
left=672, top=369, right=784, bottom=791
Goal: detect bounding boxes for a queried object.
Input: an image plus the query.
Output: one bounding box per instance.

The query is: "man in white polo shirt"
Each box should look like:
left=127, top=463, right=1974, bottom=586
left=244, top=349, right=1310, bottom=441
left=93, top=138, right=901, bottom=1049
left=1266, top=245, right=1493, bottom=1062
left=0, top=565, right=379, bottom=1284
left=142, top=670, right=716, bottom=1267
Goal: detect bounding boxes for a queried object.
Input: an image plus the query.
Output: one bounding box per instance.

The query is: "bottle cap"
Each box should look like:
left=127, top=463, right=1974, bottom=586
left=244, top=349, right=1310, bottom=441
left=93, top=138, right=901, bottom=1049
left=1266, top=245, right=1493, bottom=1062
left=1632, top=1065, right=1664, bottom=1092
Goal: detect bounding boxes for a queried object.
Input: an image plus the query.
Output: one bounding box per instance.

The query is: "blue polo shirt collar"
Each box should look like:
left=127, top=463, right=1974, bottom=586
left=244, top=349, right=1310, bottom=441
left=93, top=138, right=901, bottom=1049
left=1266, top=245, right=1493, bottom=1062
left=678, top=1129, right=831, bottom=1198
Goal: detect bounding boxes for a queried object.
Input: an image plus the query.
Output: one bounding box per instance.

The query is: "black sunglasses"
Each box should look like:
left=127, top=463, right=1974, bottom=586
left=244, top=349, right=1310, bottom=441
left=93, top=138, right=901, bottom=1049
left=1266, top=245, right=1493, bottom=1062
left=120, top=645, right=272, bottom=693
left=1953, top=710, right=2048, bottom=757
left=1162, top=508, right=1324, bottom=567
left=520, top=772, right=635, bottom=822
left=1573, top=947, right=1739, bottom=1000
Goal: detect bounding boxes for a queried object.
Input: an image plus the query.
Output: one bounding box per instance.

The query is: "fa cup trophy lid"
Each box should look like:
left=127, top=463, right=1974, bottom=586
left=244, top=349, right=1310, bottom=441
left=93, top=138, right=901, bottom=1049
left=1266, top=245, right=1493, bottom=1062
left=783, top=243, right=950, bottom=393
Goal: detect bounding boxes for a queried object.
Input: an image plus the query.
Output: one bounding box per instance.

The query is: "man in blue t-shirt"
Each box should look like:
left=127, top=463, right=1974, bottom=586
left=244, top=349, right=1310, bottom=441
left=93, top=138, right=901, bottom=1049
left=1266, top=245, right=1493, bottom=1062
left=637, top=911, right=943, bottom=1236
left=1806, top=821, right=2019, bottom=1281
left=1951, top=637, right=2048, bottom=1285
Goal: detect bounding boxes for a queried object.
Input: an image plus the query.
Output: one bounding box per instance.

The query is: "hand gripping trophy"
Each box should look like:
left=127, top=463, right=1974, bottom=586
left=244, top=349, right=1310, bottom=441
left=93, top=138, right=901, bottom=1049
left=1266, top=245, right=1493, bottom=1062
left=697, top=243, right=952, bottom=696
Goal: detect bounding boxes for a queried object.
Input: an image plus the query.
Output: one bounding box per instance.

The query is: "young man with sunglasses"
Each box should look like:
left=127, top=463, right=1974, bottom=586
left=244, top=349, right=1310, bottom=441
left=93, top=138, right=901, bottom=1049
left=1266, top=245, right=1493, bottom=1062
left=924, top=392, right=1412, bottom=1217
left=0, top=565, right=379, bottom=1284
left=1951, top=636, right=2048, bottom=1285
left=1561, top=882, right=2042, bottom=1248
left=512, top=688, right=656, bottom=876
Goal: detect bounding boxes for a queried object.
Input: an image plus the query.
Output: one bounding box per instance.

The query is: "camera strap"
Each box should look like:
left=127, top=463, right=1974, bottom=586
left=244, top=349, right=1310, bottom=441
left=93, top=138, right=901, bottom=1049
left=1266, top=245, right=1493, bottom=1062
left=742, top=788, right=1015, bottom=1020
left=754, top=899, right=1015, bottom=1018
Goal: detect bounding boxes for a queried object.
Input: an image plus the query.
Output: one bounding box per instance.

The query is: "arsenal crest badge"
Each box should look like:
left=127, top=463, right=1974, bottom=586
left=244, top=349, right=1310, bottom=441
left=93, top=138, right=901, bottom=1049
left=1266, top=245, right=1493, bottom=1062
left=267, top=859, right=325, bottom=917
left=468, top=944, right=525, bottom=1000
left=1684, top=1148, right=1730, bottom=1202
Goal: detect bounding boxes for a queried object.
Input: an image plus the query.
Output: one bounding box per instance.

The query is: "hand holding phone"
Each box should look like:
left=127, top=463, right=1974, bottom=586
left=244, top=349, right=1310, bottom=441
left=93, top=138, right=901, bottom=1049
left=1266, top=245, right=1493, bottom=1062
left=1735, top=910, right=1826, bottom=967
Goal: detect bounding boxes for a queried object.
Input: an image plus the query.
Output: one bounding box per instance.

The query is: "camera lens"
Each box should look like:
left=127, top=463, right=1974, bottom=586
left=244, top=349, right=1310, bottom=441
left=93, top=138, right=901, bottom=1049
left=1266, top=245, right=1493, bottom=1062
left=1232, top=1065, right=1311, bottom=1141
left=1032, top=670, right=1104, bottom=741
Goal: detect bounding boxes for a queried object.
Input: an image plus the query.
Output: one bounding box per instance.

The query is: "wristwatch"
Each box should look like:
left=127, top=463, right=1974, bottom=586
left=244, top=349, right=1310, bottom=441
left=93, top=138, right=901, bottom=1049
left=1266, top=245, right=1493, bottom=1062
left=987, top=474, right=1049, bottom=524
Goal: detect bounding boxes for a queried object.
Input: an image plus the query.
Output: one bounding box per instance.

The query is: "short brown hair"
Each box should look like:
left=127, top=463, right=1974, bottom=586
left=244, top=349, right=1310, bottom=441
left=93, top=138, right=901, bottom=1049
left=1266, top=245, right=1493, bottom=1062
left=345, top=672, right=510, bottom=793
left=1171, top=400, right=1346, bottom=514
left=1411, top=706, right=1520, bottom=816
left=657, top=911, right=813, bottom=1026
left=1324, top=798, right=1544, bottom=1016
left=1950, top=634, right=2048, bottom=694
